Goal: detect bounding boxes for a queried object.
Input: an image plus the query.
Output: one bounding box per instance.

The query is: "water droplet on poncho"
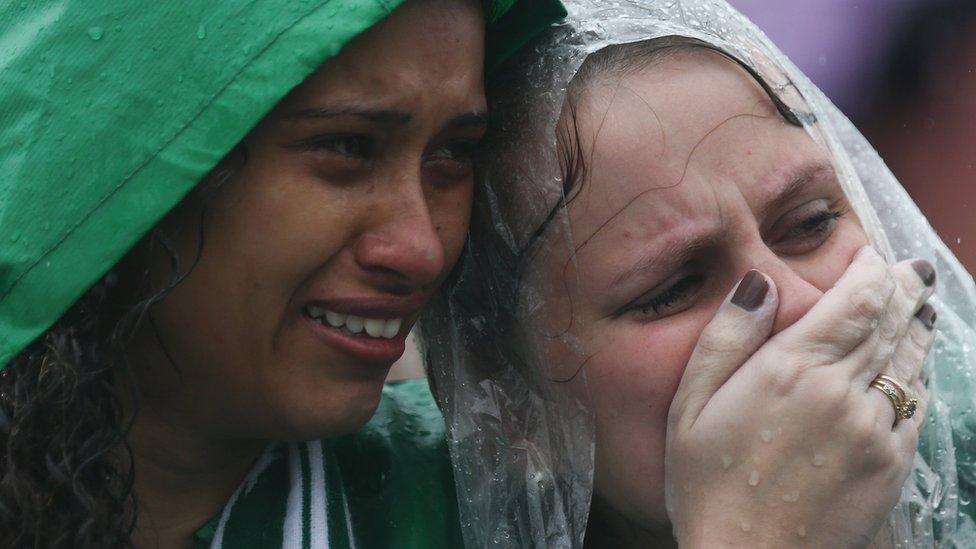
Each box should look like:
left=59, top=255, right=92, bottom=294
left=782, top=491, right=800, bottom=502
left=812, top=453, right=826, bottom=466
left=797, top=524, right=807, bottom=537
left=760, top=429, right=773, bottom=442
left=748, top=470, right=760, bottom=486
left=721, top=454, right=733, bottom=469
left=196, top=24, right=207, bottom=39
left=740, top=521, right=752, bottom=532
left=87, top=26, right=104, bottom=41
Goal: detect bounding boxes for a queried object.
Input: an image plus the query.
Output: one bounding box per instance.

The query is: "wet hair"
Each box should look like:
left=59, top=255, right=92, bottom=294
left=0, top=147, right=244, bottom=548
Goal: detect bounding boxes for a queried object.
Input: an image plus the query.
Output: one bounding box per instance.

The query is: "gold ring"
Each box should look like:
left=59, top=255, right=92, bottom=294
left=870, top=376, right=918, bottom=421
left=875, top=375, right=907, bottom=400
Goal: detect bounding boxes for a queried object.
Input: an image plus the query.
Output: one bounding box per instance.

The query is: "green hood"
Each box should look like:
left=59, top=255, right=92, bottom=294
left=0, top=0, right=565, bottom=367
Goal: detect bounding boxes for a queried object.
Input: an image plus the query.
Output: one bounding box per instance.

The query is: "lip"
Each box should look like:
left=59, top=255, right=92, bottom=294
left=304, top=295, right=426, bottom=319
left=302, top=314, right=409, bottom=365
left=298, top=294, right=425, bottom=365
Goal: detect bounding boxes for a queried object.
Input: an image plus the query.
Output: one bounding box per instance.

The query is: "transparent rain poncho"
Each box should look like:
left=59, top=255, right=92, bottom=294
left=422, top=0, right=976, bottom=547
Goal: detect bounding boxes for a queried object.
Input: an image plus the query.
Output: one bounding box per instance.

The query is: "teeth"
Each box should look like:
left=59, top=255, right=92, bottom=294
left=306, top=305, right=326, bottom=319
left=306, top=305, right=404, bottom=339
left=345, top=315, right=364, bottom=334
left=364, top=318, right=385, bottom=337
left=382, top=318, right=401, bottom=339
left=325, top=310, right=346, bottom=328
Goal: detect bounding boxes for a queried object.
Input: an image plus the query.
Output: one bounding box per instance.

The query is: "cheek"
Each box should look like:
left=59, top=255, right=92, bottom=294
left=584, top=317, right=705, bottom=523
left=144, top=163, right=352, bottom=377
left=430, top=183, right=474, bottom=270
left=196, top=169, right=344, bottom=313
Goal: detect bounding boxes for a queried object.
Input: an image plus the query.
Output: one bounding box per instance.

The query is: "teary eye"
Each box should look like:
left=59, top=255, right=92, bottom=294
left=292, top=134, right=374, bottom=159
left=629, top=273, right=704, bottom=320
left=424, top=139, right=479, bottom=181
left=768, top=200, right=845, bottom=256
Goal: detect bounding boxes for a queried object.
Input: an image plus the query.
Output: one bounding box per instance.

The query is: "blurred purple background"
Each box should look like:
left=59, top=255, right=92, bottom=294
left=730, top=0, right=976, bottom=274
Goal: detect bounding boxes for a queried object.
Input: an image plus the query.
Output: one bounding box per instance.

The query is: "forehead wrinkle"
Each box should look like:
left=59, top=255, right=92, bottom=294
left=570, top=183, right=719, bottom=290
left=571, top=110, right=763, bottom=257
left=566, top=57, right=797, bottom=279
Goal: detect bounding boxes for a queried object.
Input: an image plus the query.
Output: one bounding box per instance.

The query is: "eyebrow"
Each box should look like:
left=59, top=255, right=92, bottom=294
left=605, top=163, right=835, bottom=290
left=282, top=106, right=489, bottom=131
left=444, top=111, right=489, bottom=131
left=757, top=162, right=836, bottom=222
left=283, top=106, right=413, bottom=125
left=609, top=233, right=714, bottom=288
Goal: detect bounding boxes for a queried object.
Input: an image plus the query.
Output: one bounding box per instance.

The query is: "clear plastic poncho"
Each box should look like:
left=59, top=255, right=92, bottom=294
left=422, top=0, right=976, bottom=547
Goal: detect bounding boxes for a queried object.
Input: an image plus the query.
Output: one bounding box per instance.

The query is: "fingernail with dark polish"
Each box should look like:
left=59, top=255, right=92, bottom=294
left=912, top=259, right=936, bottom=287
left=915, top=303, right=937, bottom=330
left=731, top=270, right=769, bottom=311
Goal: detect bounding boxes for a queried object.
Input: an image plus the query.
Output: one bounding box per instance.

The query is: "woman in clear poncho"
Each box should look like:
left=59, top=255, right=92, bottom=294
left=422, top=0, right=976, bottom=547
left=0, top=0, right=565, bottom=547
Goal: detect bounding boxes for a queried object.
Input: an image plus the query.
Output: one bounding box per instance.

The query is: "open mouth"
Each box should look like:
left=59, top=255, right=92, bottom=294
left=302, top=304, right=403, bottom=340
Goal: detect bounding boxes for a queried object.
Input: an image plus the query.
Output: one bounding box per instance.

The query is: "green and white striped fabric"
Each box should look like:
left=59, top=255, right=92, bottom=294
left=208, top=442, right=351, bottom=548
left=194, top=380, right=464, bottom=549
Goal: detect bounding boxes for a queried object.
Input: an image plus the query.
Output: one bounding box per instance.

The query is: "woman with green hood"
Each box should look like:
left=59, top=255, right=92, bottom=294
left=0, top=0, right=564, bottom=546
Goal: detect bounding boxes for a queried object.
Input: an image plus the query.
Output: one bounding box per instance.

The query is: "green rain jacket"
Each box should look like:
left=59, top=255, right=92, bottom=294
left=0, top=0, right=564, bottom=367
left=0, top=1, right=565, bottom=547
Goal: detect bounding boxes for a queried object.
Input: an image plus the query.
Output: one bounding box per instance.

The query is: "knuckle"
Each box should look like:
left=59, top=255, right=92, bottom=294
left=873, top=335, right=898, bottom=365
left=850, top=412, right=881, bottom=444
left=849, top=285, right=887, bottom=327
left=907, top=321, right=935, bottom=351
left=695, top=327, right=739, bottom=356
left=889, top=356, right=915, bottom=385
left=758, top=357, right=807, bottom=399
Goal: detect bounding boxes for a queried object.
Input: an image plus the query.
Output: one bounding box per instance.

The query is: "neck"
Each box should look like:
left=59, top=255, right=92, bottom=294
left=122, top=395, right=265, bottom=549
left=584, top=495, right=678, bottom=549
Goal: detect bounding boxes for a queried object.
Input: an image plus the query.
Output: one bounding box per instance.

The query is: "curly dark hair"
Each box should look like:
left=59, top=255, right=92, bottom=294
left=0, top=148, right=243, bottom=548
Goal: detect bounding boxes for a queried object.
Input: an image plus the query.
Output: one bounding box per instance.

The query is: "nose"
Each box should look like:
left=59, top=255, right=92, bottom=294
left=352, top=183, right=446, bottom=292
left=751, top=254, right=824, bottom=336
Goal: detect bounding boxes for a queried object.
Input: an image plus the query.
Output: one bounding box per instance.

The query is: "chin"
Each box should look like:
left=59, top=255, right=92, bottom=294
left=274, top=383, right=385, bottom=442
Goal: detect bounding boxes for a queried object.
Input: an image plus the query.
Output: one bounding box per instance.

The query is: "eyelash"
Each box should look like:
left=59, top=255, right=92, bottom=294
left=629, top=207, right=845, bottom=320
left=292, top=136, right=478, bottom=165
left=427, top=140, right=477, bottom=165
left=634, top=274, right=704, bottom=317
left=294, top=134, right=373, bottom=158
left=781, top=208, right=844, bottom=240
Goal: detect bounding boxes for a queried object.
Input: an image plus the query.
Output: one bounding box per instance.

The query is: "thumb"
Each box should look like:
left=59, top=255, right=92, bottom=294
left=669, top=270, right=778, bottom=427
